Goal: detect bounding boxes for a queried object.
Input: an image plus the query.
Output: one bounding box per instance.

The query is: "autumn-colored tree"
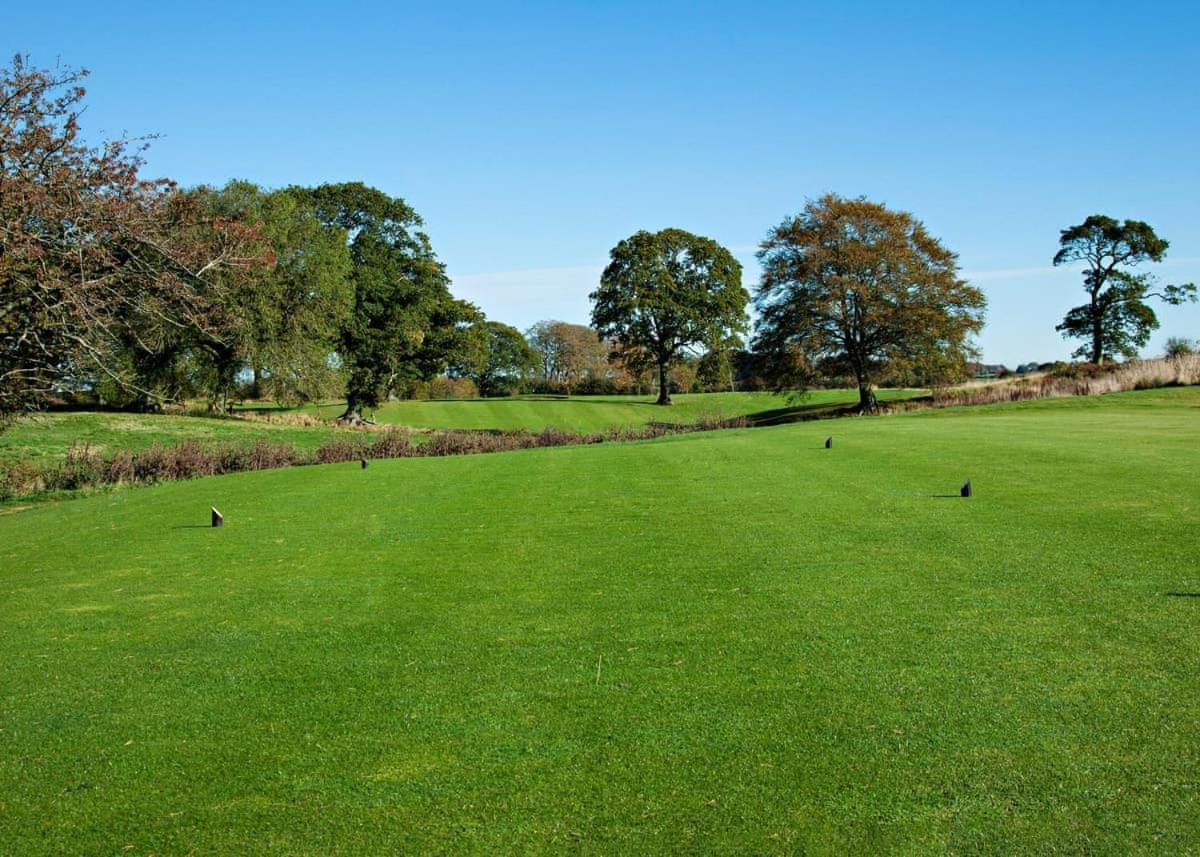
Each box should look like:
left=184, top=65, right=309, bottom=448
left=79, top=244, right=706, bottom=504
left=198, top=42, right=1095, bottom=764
left=1053, top=216, right=1196, bottom=363
left=591, top=229, right=747, bottom=405
left=754, top=194, right=985, bottom=413
left=0, top=56, right=267, bottom=419
left=525, top=320, right=608, bottom=393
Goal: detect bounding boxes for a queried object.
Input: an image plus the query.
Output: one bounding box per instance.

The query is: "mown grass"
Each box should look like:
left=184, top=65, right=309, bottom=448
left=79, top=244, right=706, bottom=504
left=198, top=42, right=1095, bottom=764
left=3, top=391, right=921, bottom=465
left=1, top=389, right=1197, bottom=853
left=0, top=411, right=357, bottom=462
left=288, top=389, right=923, bottom=432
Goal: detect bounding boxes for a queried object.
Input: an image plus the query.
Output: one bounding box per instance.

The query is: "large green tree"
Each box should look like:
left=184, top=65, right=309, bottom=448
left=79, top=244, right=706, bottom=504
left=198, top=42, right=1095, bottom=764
left=452, top=321, right=539, bottom=397
left=754, top=194, right=985, bottom=413
left=590, top=229, right=747, bottom=405
left=201, top=182, right=353, bottom=406
left=1053, top=216, right=1196, bottom=363
left=300, top=183, right=472, bottom=421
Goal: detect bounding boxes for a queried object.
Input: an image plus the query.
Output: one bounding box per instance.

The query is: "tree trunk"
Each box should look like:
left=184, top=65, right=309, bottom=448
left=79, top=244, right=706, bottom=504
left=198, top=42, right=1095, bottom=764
left=656, top=361, right=672, bottom=405
left=338, top=393, right=365, bottom=424
left=1092, top=318, right=1104, bottom=364
left=251, top=367, right=264, bottom=400
left=857, top=383, right=878, bottom=414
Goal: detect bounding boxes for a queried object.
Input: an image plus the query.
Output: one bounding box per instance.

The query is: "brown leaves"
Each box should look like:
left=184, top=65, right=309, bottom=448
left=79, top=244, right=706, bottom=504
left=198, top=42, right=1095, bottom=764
left=754, top=194, right=986, bottom=394
left=0, top=56, right=270, bottom=417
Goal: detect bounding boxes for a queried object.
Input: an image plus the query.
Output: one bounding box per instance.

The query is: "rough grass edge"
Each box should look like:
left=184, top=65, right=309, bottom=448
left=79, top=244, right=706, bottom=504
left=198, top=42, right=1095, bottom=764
left=884, top=355, right=1200, bottom=413
left=0, top=415, right=748, bottom=502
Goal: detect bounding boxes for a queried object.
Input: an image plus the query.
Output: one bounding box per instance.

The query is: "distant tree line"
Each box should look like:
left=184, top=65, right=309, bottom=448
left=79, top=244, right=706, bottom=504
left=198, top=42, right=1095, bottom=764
left=1, top=56, right=1195, bottom=425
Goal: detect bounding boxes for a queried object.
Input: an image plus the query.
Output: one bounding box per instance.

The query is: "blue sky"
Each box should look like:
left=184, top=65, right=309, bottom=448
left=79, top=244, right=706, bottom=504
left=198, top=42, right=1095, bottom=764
left=9, top=1, right=1199, bottom=364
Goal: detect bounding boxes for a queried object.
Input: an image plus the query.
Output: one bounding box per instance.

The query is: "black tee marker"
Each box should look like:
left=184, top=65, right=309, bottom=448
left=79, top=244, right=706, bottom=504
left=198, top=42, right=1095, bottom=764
left=361, top=457, right=369, bottom=469
left=825, top=436, right=833, bottom=449
left=961, top=480, right=972, bottom=498
left=211, top=507, right=223, bottom=527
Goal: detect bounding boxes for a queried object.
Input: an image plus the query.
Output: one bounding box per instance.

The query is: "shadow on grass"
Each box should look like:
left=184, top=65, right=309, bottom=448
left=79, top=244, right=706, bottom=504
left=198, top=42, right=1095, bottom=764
left=1166, top=592, right=1200, bottom=598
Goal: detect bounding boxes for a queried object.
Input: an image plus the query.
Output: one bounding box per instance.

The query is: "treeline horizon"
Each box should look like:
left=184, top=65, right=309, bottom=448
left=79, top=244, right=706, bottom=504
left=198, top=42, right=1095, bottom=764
left=2, top=55, right=1195, bottom=424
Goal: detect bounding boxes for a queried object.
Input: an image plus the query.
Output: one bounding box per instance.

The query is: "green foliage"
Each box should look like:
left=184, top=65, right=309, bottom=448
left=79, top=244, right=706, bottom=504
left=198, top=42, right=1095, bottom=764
left=1053, top=215, right=1197, bottom=362
left=1, top=390, right=1198, bottom=851
left=0, top=57, right=269, bottom=419
left=591, top=229, right=747, bottom=404
left=754, top=194, right=986, bottom=412
left=1164, top=336, right=1197, bottom=358
left=452, top=321, right=539, bottom=397
left=299, top=183, right=475, bottom=418
left=201, top=182, right=354, bottom=405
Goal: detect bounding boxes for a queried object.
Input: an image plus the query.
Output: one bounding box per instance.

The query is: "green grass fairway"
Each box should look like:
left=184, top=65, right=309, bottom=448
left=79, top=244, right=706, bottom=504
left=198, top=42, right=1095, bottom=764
left=0, top=411, right=357, bottom=462
left=2, top=389, right=1198, bottom=853
left=292, top=389, right=922, bottom=431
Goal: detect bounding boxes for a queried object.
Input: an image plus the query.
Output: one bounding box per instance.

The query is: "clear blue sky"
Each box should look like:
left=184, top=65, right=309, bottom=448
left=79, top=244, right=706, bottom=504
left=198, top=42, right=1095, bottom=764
left=9, top=1, right=1200, bottom=364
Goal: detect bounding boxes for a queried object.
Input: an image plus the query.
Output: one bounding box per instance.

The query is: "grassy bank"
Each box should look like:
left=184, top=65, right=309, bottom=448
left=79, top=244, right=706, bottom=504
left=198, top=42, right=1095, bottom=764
left=289, top=389, right=923, bottom=431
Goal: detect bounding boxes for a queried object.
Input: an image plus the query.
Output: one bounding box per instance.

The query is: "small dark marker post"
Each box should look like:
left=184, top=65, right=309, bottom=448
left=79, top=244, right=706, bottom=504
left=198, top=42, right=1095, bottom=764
left=211, top=507, right=223, bottom=527
left=825, top=436, right=833, bottom=449
left=361, top=457, right=369, bottom=469
left=961, top=480, right=972, bottom=498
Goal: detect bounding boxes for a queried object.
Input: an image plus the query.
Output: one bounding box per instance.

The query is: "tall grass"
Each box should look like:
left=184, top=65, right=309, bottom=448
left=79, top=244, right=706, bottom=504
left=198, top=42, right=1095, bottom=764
left=919, top=355, right=1200, bottom=410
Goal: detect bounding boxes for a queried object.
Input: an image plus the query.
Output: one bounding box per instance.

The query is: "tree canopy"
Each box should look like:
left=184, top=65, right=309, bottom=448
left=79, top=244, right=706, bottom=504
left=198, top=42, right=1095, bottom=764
left=525, top=320, right=609, bottom=393
left=198, top=181, right=353, bottom=406
left=753, top=194, right=985, bottom=412
left=1052, top=215, right=1196, bottom=363
left=452, top=321, right=539, bottom=397
left=590, top=229, right=746, bottom=405
left=299, top=182, right=475, bottom=421
left=0, top=56, right=267, bottom=419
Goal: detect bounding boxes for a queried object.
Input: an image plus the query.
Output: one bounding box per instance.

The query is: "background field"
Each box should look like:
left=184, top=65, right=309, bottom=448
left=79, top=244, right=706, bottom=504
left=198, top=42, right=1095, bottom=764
left=287, top=389, right=921, bottom=432
left=2, top=389, right=1198, bottom=853
left=0, top=390, right=922, bottom=464
left=0, top=411, right=356, bottom=463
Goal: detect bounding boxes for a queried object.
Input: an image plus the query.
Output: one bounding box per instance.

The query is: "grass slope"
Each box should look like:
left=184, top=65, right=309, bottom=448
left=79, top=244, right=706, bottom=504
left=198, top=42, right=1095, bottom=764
left=3, top=391, right=921, bottom=465
left=293, top=389, right=921, bottom=432
left=0, top=411, right=356, bottom=462
left=1, top=388, right=1198, bottom=853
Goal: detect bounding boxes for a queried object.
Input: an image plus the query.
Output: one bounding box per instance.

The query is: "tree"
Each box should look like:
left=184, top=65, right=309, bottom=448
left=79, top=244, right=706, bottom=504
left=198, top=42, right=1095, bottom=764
left=525, top=320, right=608, bottom=393
left=453, top=321, right=538, bottom=397
left=0, top=56, right=266, bottom=420
left=590, top=229, right=747, bottom=405
left=1164, top=337, right=1197, bottom=358
left=1053, top=216, right=1196, bottom=363
left=299, top=183, right=470, bottom=421
left=201, top=182, right=353, bottom=406
left=754, top=194, right=985, bottom=413
left=697, top=328, right=742, bottom=392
